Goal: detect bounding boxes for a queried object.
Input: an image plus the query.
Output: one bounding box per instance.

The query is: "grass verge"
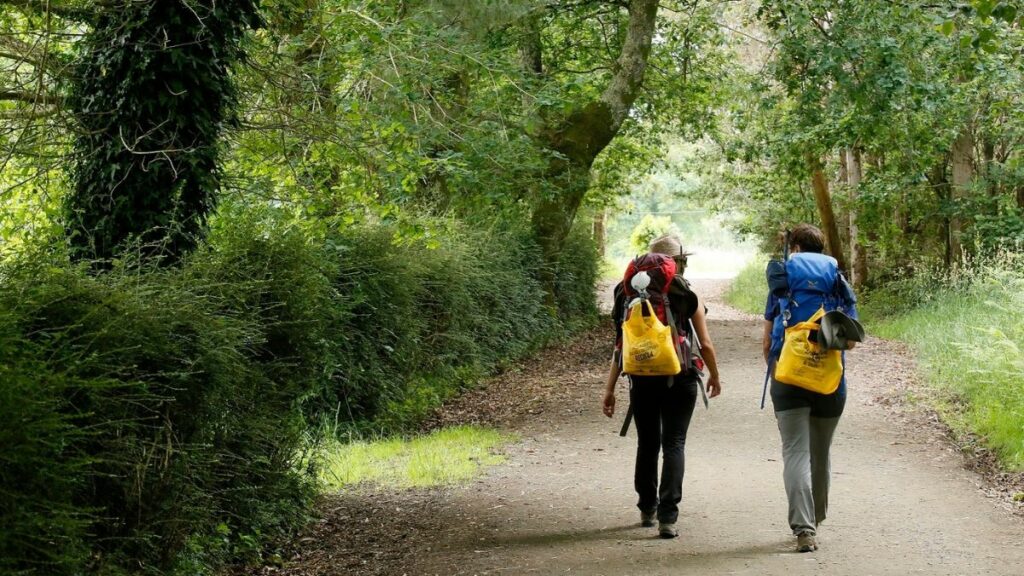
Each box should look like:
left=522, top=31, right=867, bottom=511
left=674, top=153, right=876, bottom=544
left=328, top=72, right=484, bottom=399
left=866, top=258, right=1024, bottom=470
left=322, top=426, right=512, bottom=489
left=723, top=259, right=765, bottom=315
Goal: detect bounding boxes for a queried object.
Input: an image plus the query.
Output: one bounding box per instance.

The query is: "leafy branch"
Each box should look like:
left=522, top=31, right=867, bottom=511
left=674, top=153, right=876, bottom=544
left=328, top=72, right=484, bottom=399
left=0, top=0, right=99, bottom=21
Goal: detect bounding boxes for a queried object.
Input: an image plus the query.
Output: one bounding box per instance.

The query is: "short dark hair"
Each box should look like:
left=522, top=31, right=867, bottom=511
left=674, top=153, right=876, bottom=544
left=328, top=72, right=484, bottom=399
left=789, top=224, right=825, bottom=253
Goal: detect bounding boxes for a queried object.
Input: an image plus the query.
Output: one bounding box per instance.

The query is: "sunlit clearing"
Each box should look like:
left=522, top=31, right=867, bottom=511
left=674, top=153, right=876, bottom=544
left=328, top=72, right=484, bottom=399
left=322, top=426, right=511, bottom=489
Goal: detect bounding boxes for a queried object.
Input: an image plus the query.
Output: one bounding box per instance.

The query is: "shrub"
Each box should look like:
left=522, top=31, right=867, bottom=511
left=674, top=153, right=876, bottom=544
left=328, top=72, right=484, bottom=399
left=0, top=323, right=93, bottom=574
left=317, top=218, right=597, bottom=432
left=629, top=214, right=678, bottom=255
left=0, top=210, right=599, bottom=573
left=0, top=231, right=324, bottom=574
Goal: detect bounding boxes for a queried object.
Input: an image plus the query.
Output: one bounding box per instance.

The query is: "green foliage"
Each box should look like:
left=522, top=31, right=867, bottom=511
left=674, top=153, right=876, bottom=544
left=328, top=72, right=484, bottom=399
left=0, top=235, right=321, bottom=574
left=230, top=1, right=551, bottom=227
left=700, top=0, right=1024, bottom=280
left=0, top=206, right=597, bottom=573
left=66, top=0, right=261, bottom=263
left=867, top=254, right=1024, bottom=469
left=628, top=214, right=677, bottom=255
left=318, top=216, right=597, bottom=433
left=724, top=260, right=767, bottom=315
left=0, top=326, right=93, bottom=574
left=553, top=223, right=601, bottom=329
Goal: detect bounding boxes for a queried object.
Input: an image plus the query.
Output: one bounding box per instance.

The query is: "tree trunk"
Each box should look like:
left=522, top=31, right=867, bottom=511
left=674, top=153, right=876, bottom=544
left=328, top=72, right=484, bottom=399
left=950, top=127, right=974, bottom=263
left=519, top=11, right=543, bottom=109
left=838, top=150, right=850, bottom=247
left=807, top=154, right=848, bottom=273
left=983, top=136, right=995, bottom=194
left=527, top=0, right=660, bottom=274
left=846, top=148, right=867, bottom=288
left=593, top=210, right=606, bottom=258
left=927, top=161, right=952, bottom=268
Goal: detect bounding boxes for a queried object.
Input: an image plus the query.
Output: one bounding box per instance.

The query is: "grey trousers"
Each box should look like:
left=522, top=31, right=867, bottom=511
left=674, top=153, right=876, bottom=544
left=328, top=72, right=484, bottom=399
left=775, top=407, right=840, bottom=536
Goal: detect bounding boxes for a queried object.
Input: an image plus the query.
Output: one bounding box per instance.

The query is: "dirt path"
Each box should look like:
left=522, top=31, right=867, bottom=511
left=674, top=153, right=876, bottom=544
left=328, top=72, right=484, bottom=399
left=250, top=280, right=1024, bottom=576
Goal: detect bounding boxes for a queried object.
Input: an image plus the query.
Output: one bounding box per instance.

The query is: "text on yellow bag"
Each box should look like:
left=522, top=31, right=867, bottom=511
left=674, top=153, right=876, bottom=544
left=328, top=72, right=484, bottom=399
left=774, top=307, right=843, bottom=394
left=622, top=300, right=682, bottom=376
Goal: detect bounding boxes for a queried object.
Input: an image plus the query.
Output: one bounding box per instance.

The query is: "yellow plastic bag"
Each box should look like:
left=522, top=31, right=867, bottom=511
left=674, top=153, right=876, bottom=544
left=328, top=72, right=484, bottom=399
left=774, top=307, right=843, bottom=394
left=622, top=300, right=682, bottom=376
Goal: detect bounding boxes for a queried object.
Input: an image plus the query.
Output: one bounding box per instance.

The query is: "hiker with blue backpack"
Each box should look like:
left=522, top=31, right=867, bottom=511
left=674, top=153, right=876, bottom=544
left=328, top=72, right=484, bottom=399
left=762, top=224, right=864, bottom=553
left=602, top=234, right=722, bottom=539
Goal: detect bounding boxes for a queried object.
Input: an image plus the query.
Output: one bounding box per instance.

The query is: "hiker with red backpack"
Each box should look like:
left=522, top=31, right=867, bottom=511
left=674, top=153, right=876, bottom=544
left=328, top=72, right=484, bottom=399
left=762, top=224, right=864, bottom=553
left=602, top=234, right=721, bottom=539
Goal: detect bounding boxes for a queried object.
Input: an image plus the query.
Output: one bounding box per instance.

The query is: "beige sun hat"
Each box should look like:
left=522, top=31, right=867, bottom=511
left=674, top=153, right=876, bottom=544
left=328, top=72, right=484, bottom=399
left=648, top=234, right=693, bottom=258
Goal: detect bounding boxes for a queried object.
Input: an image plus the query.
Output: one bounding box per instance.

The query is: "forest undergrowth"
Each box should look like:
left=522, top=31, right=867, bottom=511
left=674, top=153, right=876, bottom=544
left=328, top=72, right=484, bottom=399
left=0, top=210, right=597, bottom=575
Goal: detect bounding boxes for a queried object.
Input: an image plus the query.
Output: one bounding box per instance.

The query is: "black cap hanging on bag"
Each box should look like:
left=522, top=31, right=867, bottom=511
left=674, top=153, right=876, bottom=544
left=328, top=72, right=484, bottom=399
left=816, top=311, right=865, bottom=350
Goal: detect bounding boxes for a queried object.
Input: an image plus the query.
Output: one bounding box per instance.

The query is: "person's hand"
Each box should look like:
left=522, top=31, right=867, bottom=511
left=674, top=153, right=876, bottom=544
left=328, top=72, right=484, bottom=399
left=846, top=341, right=857, bottom=351
left=602, top=390, right=616, bottom=417
left=706, top=374, right=721, bottom=398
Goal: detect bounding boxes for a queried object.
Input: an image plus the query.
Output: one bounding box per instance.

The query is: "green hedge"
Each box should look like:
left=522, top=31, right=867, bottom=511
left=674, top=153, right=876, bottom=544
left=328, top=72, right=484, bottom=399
left=0, top=212, right=597, bottom=574
left=0, top=249, right=318, bottom=575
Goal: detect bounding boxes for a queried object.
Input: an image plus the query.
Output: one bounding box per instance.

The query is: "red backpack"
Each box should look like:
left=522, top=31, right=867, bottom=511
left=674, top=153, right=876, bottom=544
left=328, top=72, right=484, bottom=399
left=617, top=254, right=706, bottom=436
left=620, top=253, right=700, bottom=376
left=622, top=253, right=677, bottom=326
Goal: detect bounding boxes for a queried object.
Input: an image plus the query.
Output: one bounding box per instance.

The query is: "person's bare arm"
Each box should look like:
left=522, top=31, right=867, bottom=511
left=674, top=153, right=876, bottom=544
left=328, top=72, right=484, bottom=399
left=602, top=351, right=621, bottom=417
left=763, top=320, right=773, bottom=364
left=691, top=299, right=721, bottom=398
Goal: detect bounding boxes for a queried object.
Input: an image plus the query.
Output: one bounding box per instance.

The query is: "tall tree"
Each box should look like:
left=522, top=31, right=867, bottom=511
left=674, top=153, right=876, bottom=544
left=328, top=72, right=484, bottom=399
left=525, top=0, right=659, bottom=270
left=949, top=126, right=974, bottom=263
left=845, top=147, right=866, bottom=287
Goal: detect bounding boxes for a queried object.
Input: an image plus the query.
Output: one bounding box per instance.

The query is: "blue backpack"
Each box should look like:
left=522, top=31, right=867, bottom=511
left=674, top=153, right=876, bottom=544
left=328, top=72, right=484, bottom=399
left=766, top=252, right=857, bottom=358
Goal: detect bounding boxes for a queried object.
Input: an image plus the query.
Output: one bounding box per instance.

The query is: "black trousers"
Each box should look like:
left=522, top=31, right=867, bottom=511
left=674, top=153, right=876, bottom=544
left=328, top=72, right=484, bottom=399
left=629, top=375, right=698, bottom=524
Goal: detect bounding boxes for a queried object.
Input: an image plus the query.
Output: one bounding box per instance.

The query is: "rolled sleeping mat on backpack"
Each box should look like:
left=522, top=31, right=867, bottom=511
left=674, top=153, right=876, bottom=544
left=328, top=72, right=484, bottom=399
left=766, top=259, right=789, bottom=297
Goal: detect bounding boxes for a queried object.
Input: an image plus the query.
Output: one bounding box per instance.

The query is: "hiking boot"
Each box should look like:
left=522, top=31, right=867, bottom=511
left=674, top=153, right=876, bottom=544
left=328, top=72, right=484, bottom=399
left=640, top=510, right=656, bottom=528
left=796, top=532, right=818, bottom=553
left=658, top=522, right=678, bottom=539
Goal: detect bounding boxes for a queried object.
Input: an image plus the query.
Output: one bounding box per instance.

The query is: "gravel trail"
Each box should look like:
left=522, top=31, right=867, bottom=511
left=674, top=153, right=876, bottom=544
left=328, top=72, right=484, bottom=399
left=245, top=279, right=1024, bottom=576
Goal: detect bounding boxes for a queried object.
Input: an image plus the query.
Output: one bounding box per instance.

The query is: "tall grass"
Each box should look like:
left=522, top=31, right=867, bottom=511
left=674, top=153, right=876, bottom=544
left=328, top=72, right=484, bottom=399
left=867, top=255, right=1024, bottom=469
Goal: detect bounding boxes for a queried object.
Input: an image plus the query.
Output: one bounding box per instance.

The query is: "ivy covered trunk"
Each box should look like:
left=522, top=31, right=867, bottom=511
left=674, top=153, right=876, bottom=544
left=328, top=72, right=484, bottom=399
left=65, top=0, right=260, bottom=263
